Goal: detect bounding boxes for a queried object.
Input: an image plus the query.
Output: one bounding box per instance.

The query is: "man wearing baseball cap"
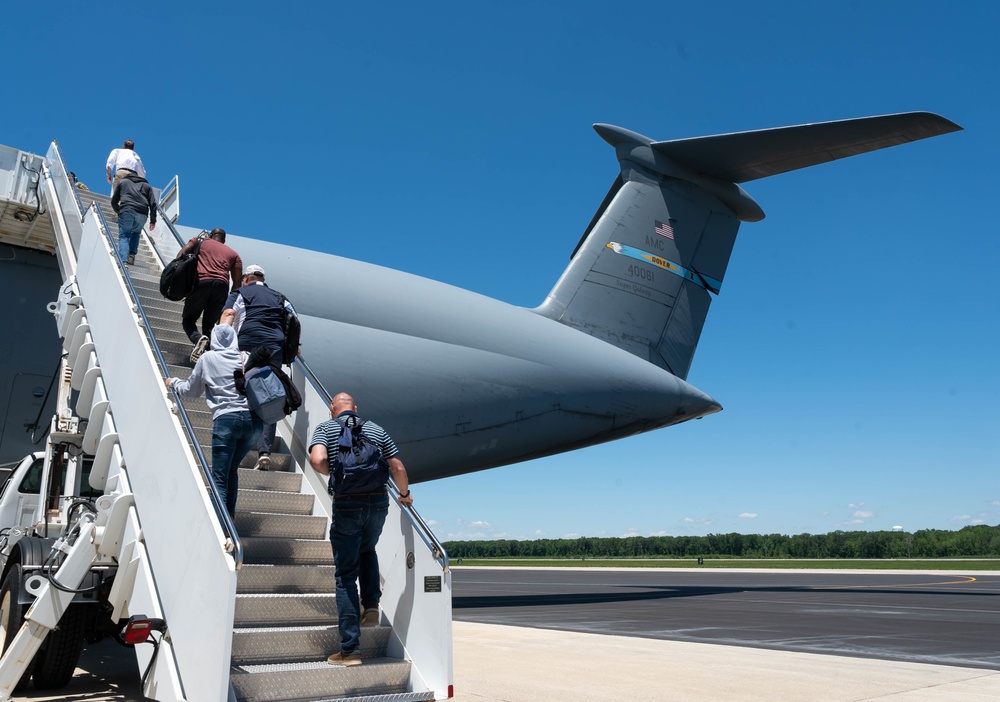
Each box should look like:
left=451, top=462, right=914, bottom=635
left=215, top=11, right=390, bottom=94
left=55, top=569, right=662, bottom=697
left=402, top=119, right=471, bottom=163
left=221, top=264, right=298, bottom=471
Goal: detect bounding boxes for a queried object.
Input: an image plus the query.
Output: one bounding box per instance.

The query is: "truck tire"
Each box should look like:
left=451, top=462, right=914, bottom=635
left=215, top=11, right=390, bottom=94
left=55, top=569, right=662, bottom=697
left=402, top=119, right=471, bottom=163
left=31, top=603, right=86, bottom=689
left=0, top=564, right=35, bottom=691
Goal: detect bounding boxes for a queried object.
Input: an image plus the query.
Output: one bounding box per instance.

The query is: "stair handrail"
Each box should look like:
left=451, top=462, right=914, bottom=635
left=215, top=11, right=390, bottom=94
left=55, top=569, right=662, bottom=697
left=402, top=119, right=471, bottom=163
left=42, top=143, right=245, bottom=570
left=87, top=202, right=244, bottom=569
left=51, top=140, right=88, bottom=220
left=294, top=355, right=449, bottom=572
left=149, top=200, right=191, bottom=267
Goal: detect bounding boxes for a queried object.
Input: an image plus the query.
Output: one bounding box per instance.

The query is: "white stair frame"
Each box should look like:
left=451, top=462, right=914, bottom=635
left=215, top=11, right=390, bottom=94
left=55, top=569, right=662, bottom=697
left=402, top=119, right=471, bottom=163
left=68, top=209, right=238, bottom=701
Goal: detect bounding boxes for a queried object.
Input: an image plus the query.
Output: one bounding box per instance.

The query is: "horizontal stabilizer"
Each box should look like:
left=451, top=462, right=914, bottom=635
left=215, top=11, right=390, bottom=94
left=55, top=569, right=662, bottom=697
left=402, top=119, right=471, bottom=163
left=647, top=111, right=962, bottom=183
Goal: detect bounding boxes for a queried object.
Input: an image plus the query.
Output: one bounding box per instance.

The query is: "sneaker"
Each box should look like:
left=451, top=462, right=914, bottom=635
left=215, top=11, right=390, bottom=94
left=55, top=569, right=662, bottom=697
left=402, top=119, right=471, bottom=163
left=361, top=607, right=379, bottom=627
left=127, top=254, right=135, bottom=266
left=254, top=454, right=270, bottom=471
left=189, top=335, right=210, bottom=363
left=327, top=652, right=362, bottom=667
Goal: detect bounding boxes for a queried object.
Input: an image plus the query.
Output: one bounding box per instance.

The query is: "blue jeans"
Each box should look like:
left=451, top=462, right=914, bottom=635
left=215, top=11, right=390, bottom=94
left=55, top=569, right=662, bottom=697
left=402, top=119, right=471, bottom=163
left=330, top=492, right=389, bottom=655
left=117, top=209, right=147, bottom=260
left=248, top=346, right=283, bottom=456
left=212, top=410, right=262, bottom=518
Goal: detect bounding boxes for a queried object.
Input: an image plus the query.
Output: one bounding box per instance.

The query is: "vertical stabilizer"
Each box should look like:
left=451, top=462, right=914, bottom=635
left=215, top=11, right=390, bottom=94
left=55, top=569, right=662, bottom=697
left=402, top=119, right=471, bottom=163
left=535, top=113, right=961, bottom=380
left=535, top=169, right=738, bottom=380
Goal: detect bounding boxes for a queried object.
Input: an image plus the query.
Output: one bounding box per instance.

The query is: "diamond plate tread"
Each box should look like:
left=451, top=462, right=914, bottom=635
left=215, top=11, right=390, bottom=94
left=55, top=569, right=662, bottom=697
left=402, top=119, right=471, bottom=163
left=236, top=512, right=327, bottom=540
left=241, top=451, right=294, bottom=471
left=230, top=658, right=411, bottom=702
left=139, top=295, right=192, bottom=315
left=241, top=537, right=333, bottom=566
left=184, top=441, right=296, bottom=473
left=144, top=322, right=191, bottom=344
left=130, top=272, right=164, bottom=288
left=234, top=593, right=336, bottom=626
left=231, top=624, right=390, bottom=664
left=127, top=269, right=165, bottom=285
left=184, top=425, right=216, bottom=447
left=150, top=326, right=202, bottom=346
left=237, top=565, right=335, bottom=594
left=141, top=307, right=190, bottom=330
left=238, top=469, right=303, bottom=492
left=238, top=490, right=315, bottom=515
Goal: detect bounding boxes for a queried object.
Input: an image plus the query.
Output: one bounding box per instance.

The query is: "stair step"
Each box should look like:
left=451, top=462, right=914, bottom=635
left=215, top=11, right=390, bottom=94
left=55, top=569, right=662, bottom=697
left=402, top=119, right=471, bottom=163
left=238, top=490, right=314, bottom=515
left=241, top=537, right=333, bottom=566
left=229, top=658, right=413, bottom=702
left=240, top=451, right=294, bottom=472
left=231, top=624, right=390, bottom=664
left=235, top=593, right=336, bottom=626
left=237, top=565, right=335, bottom=594
left=235, top=512, right=327, bottom=540
left=238, top=468, right=302, bottom=492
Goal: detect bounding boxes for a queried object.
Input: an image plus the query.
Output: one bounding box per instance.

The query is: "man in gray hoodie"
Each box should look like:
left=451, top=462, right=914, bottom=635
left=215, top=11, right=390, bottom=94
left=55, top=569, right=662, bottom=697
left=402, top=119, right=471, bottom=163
left=165, top=323, right=261, bottom=518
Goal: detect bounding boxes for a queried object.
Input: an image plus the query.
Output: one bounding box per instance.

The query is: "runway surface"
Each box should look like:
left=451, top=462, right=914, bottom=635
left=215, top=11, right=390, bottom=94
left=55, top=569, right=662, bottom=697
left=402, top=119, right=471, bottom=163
left=452, top=567, right=1000, bottom=670
left=13, top=567, right=1000, bottom=701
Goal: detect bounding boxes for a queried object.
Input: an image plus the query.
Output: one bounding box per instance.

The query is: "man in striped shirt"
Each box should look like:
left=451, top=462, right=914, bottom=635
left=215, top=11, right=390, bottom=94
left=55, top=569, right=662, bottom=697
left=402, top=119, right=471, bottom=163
left=308, top=392, right=413, bottom=667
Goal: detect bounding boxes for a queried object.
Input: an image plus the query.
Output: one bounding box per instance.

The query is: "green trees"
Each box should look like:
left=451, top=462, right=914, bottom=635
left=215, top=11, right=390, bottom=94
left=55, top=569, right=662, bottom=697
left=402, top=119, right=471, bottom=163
left=444, top=525, right=1000, bottom=559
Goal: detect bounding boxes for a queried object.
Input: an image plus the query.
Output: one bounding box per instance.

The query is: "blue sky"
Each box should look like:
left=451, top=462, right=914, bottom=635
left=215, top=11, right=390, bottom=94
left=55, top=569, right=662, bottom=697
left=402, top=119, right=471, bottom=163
left=2, top=2, right=996, bottom=541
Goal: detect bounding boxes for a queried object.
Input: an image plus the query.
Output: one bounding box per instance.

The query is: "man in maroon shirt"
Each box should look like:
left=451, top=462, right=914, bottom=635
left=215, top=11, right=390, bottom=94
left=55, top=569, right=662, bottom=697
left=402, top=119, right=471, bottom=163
left=175, top=228, right=243, bottom=362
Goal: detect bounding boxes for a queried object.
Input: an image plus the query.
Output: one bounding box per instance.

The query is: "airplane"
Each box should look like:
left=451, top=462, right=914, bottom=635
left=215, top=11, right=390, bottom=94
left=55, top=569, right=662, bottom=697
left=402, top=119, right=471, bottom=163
left=0, top=112, right=962, bottom=482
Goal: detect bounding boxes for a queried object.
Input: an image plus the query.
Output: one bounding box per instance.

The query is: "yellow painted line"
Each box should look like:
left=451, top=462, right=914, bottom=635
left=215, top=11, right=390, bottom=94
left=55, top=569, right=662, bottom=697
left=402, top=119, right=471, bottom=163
left=814, top=576, right=977, bottom=590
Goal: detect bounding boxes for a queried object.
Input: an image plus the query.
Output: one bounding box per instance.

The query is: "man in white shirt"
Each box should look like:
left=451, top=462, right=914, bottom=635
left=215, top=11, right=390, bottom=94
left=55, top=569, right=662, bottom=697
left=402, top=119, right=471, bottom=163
left=106, top=139, right=147, bottom=195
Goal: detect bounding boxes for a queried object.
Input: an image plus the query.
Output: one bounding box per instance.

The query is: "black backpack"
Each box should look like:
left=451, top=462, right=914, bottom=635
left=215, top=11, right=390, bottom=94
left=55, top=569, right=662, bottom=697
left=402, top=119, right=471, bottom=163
left=328, top=417, right=390, bottom=496
left=279, top=294, right=301, bottom=365
left=160, top=235, right=204, bottom=301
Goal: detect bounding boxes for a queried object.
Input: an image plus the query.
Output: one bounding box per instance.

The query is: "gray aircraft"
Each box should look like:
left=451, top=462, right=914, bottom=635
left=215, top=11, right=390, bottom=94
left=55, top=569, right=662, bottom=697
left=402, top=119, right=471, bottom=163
left=0, top=112, right=961, bottom=481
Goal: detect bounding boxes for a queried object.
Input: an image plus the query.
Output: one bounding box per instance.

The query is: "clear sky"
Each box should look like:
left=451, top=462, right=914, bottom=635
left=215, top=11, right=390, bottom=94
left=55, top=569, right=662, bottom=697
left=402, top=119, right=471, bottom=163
left=2, top=2, right=996, bottom=541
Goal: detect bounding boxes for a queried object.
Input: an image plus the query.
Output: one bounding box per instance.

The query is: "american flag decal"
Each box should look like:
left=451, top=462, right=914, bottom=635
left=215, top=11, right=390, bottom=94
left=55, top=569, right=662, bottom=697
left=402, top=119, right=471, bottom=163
left=654, top=220, right=675, bottom=240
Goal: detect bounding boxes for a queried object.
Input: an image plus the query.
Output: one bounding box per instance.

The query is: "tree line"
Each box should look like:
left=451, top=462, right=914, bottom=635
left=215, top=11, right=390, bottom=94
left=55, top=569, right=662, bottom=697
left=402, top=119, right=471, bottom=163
left=443, top=525, right=1000, bottom=559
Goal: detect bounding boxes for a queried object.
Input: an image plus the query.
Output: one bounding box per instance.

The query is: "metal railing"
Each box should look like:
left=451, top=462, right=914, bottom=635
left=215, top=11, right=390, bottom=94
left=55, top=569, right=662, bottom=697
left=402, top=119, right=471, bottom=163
left=88, top=203, right=244, bottom=569
left=44, top=141, right=245, bottom=570
left=150, top=200, right=190, bottom=266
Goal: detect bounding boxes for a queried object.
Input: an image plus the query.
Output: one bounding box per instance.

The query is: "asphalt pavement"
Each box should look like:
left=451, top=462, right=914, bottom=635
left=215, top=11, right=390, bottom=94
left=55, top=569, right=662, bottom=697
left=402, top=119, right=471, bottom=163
left=12, top=567, right=1000, bottom=701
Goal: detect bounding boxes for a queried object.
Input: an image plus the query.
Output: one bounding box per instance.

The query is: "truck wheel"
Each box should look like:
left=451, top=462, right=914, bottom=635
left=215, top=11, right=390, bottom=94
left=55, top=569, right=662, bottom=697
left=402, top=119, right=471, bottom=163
left=31, top=603, right=86, bottom=689
left=0, top=564, right=35, bottom=691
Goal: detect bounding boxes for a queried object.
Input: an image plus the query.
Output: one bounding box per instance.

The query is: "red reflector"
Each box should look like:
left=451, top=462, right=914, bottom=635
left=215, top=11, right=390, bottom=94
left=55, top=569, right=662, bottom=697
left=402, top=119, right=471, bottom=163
left=121, top=615, right=166, bottom=645
left=448, top=684, right=454, bottom=698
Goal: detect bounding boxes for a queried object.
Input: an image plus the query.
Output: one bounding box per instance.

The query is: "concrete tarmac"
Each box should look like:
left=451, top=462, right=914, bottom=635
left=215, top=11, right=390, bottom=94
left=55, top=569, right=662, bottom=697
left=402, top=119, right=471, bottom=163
left=15, top=620, right=1000, bottom=701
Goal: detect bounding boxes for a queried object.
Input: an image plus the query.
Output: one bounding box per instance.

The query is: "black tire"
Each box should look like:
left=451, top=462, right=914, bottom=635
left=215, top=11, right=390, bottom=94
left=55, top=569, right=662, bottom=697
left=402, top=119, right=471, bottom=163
left=31, top=603, right=86, bottom=690
left=0, top=564, right=35, bottom=691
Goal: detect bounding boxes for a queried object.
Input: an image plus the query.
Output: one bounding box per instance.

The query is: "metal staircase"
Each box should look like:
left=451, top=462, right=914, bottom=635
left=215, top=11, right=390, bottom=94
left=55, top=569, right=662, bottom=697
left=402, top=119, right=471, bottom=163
left=74, top=190, right=433, bottom=701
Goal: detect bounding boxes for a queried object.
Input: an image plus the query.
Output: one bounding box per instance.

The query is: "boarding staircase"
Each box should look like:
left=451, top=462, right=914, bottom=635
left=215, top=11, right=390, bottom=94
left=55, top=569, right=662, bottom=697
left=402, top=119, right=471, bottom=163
left=0, top=143, right=452, bottom=701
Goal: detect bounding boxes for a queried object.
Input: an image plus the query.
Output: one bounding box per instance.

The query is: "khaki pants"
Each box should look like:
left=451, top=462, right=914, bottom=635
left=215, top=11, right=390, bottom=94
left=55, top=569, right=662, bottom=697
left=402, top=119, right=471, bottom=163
left=111, top=168, right=136, bottom=196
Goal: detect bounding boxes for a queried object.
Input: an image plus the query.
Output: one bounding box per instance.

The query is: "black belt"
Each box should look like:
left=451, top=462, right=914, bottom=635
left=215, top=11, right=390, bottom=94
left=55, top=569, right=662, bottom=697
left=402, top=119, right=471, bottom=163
left=118, top=168, right=136, bottom=173
left=334, top=489, right=387, bottom=499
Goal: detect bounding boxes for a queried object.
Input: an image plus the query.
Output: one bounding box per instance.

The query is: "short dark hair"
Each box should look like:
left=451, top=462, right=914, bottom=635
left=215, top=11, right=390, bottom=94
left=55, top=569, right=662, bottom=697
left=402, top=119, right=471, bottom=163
left=209, top=227, right=227, bottom=243
left=123, top=139, right=135, bottom=150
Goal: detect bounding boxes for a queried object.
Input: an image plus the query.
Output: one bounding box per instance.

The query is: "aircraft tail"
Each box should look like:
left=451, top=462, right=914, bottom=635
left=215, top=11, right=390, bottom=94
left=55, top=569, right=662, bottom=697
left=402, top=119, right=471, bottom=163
left=534, top=112, right=961, bottom=380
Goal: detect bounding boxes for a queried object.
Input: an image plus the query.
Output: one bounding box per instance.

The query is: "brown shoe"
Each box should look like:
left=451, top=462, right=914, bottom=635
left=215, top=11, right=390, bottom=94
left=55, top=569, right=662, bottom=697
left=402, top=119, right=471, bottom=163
left=361, top=607, right=380, bottom=627
left=327, top=652, right=362, bottom=667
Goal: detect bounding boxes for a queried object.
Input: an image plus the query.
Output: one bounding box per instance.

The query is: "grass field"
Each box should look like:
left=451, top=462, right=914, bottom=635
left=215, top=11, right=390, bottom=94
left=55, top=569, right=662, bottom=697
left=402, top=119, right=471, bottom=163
left=451, top=558, right=1000, bottom=570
